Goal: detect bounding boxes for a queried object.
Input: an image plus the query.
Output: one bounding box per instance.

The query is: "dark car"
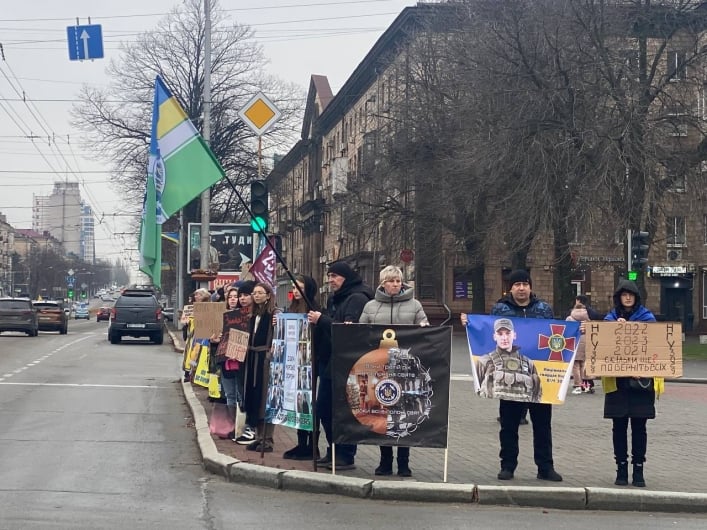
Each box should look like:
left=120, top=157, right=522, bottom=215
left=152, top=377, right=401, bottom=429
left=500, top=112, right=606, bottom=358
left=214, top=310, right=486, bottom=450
left=161, top=307, right=175, bottom=322
left=33, top=300, right=68, bottom=334
left=96, top=306, right=111, bottom=322
left=108, top=289, right=164, bottom=344
left=0, top=298, right=39, bottom=336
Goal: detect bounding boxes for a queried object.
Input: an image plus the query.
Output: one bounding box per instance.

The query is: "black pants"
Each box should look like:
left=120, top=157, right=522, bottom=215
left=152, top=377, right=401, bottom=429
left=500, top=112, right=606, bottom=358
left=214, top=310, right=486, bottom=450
left=380, top=445, right=409, bottom=462
left=316, top=376, right=356, bottom=462
left=612, top=417, right=647, bottom=464
left=499, top=399, right=553, bottom=472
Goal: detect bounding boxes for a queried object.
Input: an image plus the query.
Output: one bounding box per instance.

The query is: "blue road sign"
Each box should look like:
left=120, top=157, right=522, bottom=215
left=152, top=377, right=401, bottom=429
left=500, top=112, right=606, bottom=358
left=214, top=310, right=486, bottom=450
left=66, top=24, right=104, bottom=61
left=66, top=276, right=76, bottom=287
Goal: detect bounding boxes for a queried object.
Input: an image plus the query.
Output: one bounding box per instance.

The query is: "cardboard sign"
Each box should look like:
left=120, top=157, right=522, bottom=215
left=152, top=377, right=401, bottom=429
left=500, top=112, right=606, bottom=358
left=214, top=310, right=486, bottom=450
left=226, top=328, right=249, bottom=361
left=192, top=301, right=226, bottom=339
left=585, top=321, right=682, bottom=378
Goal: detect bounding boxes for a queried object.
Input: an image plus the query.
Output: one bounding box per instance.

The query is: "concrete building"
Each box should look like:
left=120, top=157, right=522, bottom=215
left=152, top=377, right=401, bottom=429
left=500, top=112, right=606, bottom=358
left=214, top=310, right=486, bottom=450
left=32, top=182, right=82, bottom=258
left=80, top=202, right=95, bottom=264
left=268, top=2, right=707, bottom=332
left=0, top=214, right=13, bottom=297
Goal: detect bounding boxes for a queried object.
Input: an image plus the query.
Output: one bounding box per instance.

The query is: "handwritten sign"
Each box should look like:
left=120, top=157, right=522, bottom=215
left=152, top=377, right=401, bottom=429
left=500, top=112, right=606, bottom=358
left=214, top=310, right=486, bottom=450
left=585, top=321, right=682, bottom=378
left=226, top=328, right=249, bottom=361
left=193, top=302, right=226, bottom=339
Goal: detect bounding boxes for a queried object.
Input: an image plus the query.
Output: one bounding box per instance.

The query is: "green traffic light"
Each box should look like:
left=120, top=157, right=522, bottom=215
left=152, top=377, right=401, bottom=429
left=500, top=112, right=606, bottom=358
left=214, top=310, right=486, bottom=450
left=250, top=216, right=267, bottom=231
left=627, top=271, right=638, bottom=281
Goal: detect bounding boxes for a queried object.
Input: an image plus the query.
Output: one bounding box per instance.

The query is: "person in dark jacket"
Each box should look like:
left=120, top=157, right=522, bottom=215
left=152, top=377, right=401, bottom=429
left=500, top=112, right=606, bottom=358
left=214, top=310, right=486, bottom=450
left=359, top=265, right=429, bottom=477
left=282, top=274, right=323, bottom=460
left=464, top=269, right=562, bottom=482
left=308, top=261, right=374, bottom=471
left=603, top=279, right=658, bottom=487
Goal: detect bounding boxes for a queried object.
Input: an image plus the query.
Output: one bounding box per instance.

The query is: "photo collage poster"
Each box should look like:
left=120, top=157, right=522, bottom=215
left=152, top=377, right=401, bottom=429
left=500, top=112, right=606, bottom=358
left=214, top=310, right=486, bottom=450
left=265, top=313, right=313, bottom=431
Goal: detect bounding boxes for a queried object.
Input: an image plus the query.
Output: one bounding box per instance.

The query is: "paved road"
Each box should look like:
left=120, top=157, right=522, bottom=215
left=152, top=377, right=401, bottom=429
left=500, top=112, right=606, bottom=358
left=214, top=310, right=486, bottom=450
left=173, top=329, right=707, bottom=496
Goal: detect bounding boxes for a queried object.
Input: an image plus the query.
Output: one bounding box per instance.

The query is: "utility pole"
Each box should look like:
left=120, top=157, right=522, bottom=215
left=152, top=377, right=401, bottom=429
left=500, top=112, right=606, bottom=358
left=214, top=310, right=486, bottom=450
left=198, top=0, right=212, bottom=281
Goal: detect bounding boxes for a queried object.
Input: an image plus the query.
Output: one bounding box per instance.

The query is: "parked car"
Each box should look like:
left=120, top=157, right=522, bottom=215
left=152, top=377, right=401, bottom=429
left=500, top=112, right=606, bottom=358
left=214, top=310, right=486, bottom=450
left=0, top=298, right=38, bottom=336
left=74, top=304, right=90, bottom=320
left=161, top=307, right=175, bottom=322
left=33, top=300, right=68, bottom=334
left=108, top=289, right=164, bottom=344
left=96, top=306, right=111, bottom=322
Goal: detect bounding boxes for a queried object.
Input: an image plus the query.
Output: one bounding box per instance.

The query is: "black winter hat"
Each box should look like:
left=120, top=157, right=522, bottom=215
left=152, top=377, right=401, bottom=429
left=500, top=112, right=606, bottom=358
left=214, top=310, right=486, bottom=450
left=237, top=280, right=256, bottom=295
left=508, top=269, right=532, bottom=287
left=327, top=261, right=356, bottom=281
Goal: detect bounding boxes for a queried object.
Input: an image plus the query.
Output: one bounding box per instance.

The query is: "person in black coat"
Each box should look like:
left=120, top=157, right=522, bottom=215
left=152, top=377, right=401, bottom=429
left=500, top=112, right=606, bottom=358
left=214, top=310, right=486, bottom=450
left=603, top=279, right=658, bottom=487
left=308, top=261, right=374, bottom=471
left=282, top=274, right=323, bottom=460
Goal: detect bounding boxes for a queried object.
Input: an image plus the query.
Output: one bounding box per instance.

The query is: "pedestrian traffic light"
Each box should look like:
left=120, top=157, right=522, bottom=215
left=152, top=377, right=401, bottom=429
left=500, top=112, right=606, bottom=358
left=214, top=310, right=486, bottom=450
left=250, top=180, right=269, bottom=232
left=630, top=230, right=650, bottom=270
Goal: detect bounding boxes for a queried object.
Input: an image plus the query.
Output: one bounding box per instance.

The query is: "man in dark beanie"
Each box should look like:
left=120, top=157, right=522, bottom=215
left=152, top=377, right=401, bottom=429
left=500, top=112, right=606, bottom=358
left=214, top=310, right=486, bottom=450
left=307, top=260, right=374, bottom=470
left=490, top=269, right=562, bottom=482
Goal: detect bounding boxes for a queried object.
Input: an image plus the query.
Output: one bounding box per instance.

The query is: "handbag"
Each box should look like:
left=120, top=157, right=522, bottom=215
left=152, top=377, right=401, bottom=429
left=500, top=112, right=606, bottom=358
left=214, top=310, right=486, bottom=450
left=225, top=328, right=249, bottom=362
left=628, top=377, right=653, bottom=391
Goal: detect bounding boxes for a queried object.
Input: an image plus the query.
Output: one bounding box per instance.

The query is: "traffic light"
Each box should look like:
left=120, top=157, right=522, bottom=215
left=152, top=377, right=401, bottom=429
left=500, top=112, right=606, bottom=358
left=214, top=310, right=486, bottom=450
left=250, top=180, right=269, bottom=232
left=630, top=230, right=650, bottom=270
left=67, top=288, right=74, bottom=299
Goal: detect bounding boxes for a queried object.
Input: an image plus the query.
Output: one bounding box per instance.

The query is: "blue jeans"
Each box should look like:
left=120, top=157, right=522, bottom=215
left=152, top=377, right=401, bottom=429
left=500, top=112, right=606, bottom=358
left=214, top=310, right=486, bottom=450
left=221, top=370, right=241, bottom=408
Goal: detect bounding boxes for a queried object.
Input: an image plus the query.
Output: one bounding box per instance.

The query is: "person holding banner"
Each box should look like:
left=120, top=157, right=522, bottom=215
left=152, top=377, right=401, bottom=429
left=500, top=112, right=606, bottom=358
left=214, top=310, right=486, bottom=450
left=603, top=279, right=661, bottom=488
left=308, top=261, right=374, bottom=471
left=359, top=265, right=429, bottom=477
left=477, top=269, right=562, bottom=482
left=209, top=284, right=254, bottom=440
left=239, top=282, right=278, bottom=452
left=282, top=274, right=323, bottom=461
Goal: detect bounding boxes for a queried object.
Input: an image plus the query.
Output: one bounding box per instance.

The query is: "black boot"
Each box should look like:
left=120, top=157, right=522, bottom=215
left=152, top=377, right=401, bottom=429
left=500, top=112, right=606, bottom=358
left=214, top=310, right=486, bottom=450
left=397, top=448, right=411, bottom=477
left=632, top=463, right=646, bottom=487
left=375, top=446, right=393, bottom=476
left=614, top=461, right=628, bottom=486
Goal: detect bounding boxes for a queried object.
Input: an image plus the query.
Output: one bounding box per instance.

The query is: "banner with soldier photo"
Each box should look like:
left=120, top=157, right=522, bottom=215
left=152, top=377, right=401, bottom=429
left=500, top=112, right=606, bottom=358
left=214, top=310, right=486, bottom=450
left=464, top=315, right=582, bottom=405
left=265, top=313, right=313, bottom=431
left=331, top=324, right=451, bottom=448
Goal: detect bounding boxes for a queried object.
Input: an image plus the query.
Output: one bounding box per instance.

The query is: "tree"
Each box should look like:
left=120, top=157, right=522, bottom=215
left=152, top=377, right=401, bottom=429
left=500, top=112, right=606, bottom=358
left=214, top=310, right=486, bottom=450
left=72, top=0, right=304, bottom=299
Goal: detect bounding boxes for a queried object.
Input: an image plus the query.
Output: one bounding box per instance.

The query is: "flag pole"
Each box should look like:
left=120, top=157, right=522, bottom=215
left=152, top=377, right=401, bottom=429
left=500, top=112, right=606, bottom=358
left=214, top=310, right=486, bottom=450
left=198, top=0, right=213, bottom=283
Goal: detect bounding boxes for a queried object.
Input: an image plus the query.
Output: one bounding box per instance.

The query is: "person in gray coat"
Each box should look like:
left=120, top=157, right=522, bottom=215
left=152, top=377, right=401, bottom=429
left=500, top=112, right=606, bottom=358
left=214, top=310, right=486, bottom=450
left=359, top=265, right=428, bottom=477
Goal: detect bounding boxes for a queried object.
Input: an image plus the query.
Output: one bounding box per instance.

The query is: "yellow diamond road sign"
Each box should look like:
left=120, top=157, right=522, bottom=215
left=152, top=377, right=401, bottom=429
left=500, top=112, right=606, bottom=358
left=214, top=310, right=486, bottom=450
left=238, top=92, right=281, bottom=136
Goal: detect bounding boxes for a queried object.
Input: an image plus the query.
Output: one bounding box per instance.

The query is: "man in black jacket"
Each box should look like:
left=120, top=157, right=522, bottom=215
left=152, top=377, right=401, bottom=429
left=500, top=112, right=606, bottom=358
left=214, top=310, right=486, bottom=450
left=308, top=261, right=373, bottom=470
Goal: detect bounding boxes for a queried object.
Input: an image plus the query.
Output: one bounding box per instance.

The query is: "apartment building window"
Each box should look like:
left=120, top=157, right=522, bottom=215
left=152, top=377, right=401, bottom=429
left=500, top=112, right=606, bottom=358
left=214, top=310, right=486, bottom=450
left=666, top=216, right=686, bottom=247
left=666, top=165, right=686, bottom=192
left=698, top=82, right=707, bottom=120
left=667, top=50, right=686, bottom=81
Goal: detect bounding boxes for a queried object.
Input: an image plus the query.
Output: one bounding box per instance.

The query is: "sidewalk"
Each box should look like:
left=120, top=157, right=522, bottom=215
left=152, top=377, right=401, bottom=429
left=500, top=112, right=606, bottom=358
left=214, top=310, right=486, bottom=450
left=171, top=329, right=707, bottom=512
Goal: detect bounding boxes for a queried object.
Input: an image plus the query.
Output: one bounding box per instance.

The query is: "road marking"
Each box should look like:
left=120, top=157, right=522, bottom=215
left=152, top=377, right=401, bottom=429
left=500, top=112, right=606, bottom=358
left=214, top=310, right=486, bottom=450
left=451, top=373, right=473, bottom=381
left=1, top=334, right=96, bottom=381
left=0, top=382, right=167, bottom=389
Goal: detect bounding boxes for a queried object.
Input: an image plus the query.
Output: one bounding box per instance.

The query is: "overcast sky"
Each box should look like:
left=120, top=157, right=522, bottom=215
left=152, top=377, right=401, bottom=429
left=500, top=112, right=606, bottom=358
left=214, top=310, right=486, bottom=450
left=0, top=0, right=415, bottom=263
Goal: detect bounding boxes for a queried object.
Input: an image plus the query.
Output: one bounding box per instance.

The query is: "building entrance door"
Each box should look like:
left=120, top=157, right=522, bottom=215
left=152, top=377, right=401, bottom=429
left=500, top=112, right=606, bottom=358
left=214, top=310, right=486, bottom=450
left=661, top=278, right=692, bottom=331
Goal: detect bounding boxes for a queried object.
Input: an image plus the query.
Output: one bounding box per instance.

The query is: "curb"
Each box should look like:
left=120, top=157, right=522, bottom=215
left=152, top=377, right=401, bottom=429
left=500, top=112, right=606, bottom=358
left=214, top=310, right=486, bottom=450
left=172, top=329, right=707, bottom=512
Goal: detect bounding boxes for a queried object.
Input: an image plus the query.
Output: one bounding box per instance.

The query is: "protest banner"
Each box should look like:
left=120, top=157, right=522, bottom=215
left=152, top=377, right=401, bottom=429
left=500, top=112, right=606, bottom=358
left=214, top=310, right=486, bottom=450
left=331, top=324, right=451, bottom=448
left=193, top=301, right=225, bottom=339
left=465, top=315, right=582, bottom=405
left=585, top=321, right=682, bottom=377
left=265, top=314, right=312, bottom=431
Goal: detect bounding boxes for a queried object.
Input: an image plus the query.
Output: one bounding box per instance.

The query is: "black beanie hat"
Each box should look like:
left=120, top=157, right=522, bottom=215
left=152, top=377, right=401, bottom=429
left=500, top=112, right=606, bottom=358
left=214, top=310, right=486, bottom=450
left=327, top=261, right=356, bottom=281
left=508, top=269, right=532, bottom=287
left=237, top=280, right=256, bottom=295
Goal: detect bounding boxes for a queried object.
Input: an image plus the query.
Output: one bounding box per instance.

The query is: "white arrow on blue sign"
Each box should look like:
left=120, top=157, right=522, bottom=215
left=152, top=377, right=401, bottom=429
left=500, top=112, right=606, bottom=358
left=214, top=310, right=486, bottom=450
left=66, top=24, right=104, bottom=61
